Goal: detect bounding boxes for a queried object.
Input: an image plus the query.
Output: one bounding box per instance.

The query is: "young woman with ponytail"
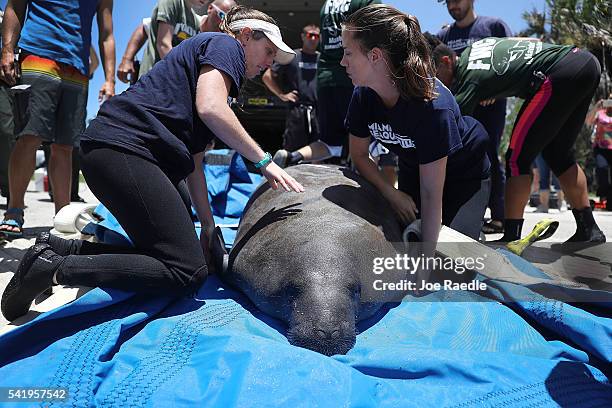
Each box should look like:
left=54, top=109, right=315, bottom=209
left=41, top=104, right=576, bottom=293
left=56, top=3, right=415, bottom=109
left=342, top=4, right=490, bottom=243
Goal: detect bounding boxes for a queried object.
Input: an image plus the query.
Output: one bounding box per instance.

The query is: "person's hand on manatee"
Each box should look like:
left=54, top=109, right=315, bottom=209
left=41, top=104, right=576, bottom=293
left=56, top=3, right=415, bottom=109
left=261, top=162, right=304, bottom=192
left=386, top=188, right=418, bottom=225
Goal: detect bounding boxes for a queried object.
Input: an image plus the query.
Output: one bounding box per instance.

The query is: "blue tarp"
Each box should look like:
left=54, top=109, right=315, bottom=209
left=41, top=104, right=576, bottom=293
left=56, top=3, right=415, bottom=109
left=1, top=154, right=610, bottom=407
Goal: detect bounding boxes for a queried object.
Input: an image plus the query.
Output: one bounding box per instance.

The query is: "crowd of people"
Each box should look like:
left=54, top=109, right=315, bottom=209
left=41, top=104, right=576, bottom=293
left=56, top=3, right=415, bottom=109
left=0, top=0, right=610, bottom=320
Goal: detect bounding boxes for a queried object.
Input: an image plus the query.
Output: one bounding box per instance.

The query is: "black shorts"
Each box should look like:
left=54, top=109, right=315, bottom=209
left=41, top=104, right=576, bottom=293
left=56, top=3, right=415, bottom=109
left=282, top=105, right=319, bottom=151
left=317, top=86, right=353, bottom=150
left=505, top=48, right=601, bottom=177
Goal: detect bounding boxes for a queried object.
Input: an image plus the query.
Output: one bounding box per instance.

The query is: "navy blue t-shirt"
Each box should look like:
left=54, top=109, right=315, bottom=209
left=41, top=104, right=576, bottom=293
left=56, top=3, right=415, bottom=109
left=437, top=16, right=512, bottom=55
left=346, top=81, right=490, bottom=200
left=82, top=32, right=245, bottom=180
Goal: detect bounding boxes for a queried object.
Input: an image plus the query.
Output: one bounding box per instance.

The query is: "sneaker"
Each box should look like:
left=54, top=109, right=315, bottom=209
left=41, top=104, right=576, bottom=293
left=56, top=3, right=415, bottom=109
left=1, top=244, right=62, bottom=321
left=272, top=149, right=289, bottom=168
left=71, top=195, right=86, bottom=203
left=35, top=231, right=76, bottom=256
left=558, top=200, right=568, bottom=212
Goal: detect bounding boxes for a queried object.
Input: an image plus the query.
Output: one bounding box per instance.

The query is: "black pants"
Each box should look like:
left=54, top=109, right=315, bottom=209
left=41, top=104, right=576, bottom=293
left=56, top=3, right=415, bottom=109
left=55, top=144, right=208, bottom=294
left=473, top=99, right=506, bottom=220
left=282, top=105, right=319, bottom=151
left=505, top=49, right=601, bottom=177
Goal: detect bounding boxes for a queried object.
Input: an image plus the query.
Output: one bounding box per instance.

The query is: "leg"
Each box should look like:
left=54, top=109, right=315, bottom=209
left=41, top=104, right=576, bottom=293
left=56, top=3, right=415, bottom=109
left=541, top=50, right=604, bottom=241
left=8, top=135, right=42, bottom=209
left=274, top=87, right=352, bottom=167
left=0, top=84, right=15, bottom=200
left=58, top=146, right=207, bottom=290
left=448, top=178, right=491, bottom=240
left=535, top=154, right=551, bottom=212
left=557, top=164, right=589, bottom=209
left=48, top=143, right=72, bottom=213
left=71, top=148, right=82, bottom=201
left=1, top=145, right=209, bottom=320
left=473, top=100, right=507, bottom=223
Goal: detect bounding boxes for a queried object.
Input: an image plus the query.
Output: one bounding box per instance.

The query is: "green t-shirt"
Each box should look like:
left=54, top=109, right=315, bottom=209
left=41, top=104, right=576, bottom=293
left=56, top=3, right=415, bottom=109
left=317, top=0, right=380, bottom=89
left=454, top=37, right=574, bottom=115
left=139, top=0, right=200, bottom=78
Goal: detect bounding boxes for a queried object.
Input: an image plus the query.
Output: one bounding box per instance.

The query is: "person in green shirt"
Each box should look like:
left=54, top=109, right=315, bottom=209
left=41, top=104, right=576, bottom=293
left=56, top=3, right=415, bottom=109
left=139, top=0, right=233, bottom=79
left=119, top=0, right=235, bottom=83
left=273, top=0, right=380, bottom=168
left=432, top=37, right=605, bottom=243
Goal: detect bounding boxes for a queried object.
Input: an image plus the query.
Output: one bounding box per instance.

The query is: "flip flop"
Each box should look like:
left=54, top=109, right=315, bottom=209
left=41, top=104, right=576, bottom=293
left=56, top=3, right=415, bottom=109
left=0, top=208, right=25, bottom=239
left=506, top=219, right=559, bottom=256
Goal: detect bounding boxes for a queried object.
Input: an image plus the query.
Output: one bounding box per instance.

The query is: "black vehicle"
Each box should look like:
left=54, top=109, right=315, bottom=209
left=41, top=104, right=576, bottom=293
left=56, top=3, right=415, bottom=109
left=231, top=0, right=323, bottom=153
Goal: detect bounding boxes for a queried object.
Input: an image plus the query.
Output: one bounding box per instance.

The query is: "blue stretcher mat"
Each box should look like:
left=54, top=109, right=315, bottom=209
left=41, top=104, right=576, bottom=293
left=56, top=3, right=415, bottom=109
left=1, top=153, right=610, bottom=407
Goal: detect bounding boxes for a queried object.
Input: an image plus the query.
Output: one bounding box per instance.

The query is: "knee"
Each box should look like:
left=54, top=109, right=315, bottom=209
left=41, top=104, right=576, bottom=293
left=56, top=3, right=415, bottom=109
left=168, top=261, right=208, bottom=293
left=15, top=134, right=42, bottom=150
left=50, top=144, right=73, bottom=158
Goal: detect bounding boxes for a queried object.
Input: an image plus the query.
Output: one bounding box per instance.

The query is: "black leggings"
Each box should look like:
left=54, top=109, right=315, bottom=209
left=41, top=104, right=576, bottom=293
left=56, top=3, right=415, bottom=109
left=505, top=49, right=601, bottom=177
left=55, top=144, right=208, bottom=294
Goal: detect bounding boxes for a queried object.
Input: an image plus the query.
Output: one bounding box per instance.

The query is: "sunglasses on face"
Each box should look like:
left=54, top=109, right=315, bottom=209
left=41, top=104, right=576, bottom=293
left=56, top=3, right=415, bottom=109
left=304, top=32, right=320, bottom=40
left=211, top=3, right=226, bottom=20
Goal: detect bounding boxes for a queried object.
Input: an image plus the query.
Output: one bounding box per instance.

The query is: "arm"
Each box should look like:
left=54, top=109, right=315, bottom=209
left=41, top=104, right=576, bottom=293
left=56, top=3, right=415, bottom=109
left=262, top=67, right=298, bottom=103
left=350, top=135, right=418, bottom=224
left=96, top=0, right=115, bottom=101
left=196, top=65, right=304, bottom=192
left=418, top=157, right=446, bottom=244
left=156, top=21, right=173, bottom=59
left=117, top=23, right=146, bottom=83
left=186, top=151, right=216, bottom=258
left=0, top=0, right=27, bottom=86
left=89, top=45, right=99, bottom=77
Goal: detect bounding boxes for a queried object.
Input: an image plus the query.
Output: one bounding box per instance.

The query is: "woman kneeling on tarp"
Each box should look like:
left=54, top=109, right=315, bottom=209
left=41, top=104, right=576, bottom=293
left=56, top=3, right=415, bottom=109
left=2, top=6, right=304, bottom=321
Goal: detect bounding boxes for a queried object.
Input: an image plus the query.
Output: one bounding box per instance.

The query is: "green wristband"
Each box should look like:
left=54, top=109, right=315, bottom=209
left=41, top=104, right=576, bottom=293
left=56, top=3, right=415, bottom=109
left=254, top=152, right=272, bottom=169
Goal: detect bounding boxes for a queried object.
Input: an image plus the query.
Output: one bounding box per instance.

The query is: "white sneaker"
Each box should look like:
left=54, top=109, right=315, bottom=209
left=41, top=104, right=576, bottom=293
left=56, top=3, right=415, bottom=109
left=558, top=200, right=568, bottom=212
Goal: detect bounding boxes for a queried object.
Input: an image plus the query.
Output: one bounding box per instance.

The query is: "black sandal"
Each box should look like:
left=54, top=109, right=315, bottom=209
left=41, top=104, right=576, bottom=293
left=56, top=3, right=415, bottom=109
left=482, top=220, right=504, bottom=234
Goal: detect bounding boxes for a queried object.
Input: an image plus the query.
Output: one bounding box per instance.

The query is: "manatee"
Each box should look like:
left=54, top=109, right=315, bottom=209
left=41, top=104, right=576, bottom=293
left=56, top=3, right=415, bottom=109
left=220, top=164, right=405, bottom=356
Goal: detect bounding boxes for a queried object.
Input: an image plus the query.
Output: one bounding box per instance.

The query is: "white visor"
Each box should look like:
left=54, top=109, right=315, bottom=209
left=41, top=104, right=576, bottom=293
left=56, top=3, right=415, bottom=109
left=229, top=19, right=296, bottom=65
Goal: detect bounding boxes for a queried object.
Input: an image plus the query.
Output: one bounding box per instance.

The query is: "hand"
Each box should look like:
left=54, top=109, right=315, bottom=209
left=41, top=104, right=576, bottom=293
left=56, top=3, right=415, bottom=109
left=479, top=98, right=496, bottom=107
left=0, top=48, right=17, bottom=86
left=98, top=80, right=115, bottom=103
left=279, top=90, right=299, bottom=103
left=260, top=162, right=305, bottom=192
left=117, top=58, right=135, bottom=84
left=385, top=188, right=418, bottom=225
left=199, top=224, right=215, bottom=264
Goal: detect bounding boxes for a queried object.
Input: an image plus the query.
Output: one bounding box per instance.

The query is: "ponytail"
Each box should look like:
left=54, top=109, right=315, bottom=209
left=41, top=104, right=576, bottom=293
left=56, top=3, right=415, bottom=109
left=345, top=5, right=437, bottom=101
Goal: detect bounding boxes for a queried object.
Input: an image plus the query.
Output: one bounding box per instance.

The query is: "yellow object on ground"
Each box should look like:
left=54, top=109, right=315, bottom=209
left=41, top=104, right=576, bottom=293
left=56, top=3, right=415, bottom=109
left=506, top=219, right=560, bottom=256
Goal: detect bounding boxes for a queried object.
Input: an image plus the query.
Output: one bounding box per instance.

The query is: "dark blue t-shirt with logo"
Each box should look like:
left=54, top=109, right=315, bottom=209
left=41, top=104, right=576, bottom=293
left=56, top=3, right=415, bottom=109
left=437, top=15, right=512, bottom=56
left=346, top=80, right=490, bottom=200
left=82, top=32, right=245, bottom=180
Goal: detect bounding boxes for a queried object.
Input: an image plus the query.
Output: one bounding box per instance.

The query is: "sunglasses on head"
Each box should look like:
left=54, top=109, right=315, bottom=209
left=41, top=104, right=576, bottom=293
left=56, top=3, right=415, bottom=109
left=305, top=32, right=320, bottom=40
left=211, top=3, right=226, bottom=20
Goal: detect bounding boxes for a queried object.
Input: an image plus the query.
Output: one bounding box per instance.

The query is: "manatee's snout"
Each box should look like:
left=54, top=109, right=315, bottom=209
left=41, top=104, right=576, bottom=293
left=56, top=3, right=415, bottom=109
left=287, top=293, right=358, bottom=356
left=289, top=319, right=356, bottom=356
